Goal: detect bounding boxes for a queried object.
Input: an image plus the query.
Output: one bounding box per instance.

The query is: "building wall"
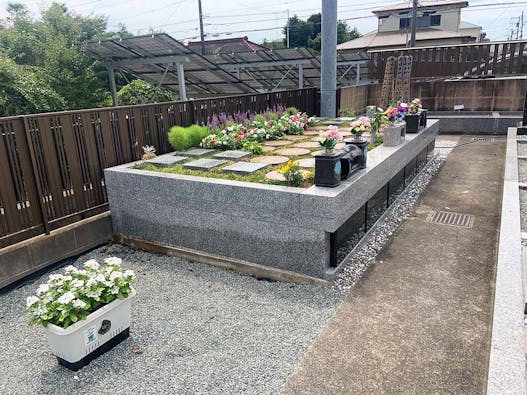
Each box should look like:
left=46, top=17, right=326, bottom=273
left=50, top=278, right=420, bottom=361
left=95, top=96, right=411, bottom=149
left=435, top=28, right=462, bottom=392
left=377, top=8, right=461, bottom=33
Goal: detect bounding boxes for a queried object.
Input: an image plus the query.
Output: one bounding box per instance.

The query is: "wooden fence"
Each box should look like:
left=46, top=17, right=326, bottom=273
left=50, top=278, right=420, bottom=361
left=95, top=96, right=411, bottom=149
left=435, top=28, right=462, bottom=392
left=369, top=40, right=527, bottom=81
left=0, top=88, right=316, bottom=248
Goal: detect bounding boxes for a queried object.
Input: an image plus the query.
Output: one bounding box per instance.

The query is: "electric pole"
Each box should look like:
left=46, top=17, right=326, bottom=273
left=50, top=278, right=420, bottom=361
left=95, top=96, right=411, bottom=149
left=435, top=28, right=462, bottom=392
left=286, top=9, right=290, bottom=48
left=198, top=0, right=205, bottom=54
left=320, top=0, right=337, bottom=117
left=521, top=11, right=524, bottom=40
left=409, top=0, right=418, bottom=47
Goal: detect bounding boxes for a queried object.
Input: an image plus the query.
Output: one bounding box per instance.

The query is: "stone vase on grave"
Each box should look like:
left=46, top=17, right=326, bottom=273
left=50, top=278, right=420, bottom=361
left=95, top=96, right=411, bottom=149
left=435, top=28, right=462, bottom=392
left=405, top=114, right=420, bottom=133
left=383, top=122, right=405, bottom=147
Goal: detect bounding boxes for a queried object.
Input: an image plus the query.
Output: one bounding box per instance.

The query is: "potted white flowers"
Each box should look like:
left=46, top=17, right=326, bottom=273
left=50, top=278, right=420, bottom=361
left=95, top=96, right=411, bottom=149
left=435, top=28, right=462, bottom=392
left=25, top=257, right=136, bottom=370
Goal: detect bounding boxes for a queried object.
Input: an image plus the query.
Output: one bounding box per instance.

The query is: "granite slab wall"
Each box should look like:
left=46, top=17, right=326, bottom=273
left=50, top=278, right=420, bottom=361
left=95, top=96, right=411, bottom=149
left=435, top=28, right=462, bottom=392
left=105, top=120, right=439, bottom=279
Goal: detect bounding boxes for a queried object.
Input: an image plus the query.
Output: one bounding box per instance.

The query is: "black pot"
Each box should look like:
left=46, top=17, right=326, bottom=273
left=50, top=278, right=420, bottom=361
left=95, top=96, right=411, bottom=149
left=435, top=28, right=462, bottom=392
left=314, top=151, right=342, bottom=187
left=405, top=114, right=420, bottom=133
left=419, top=109, right=428, bottom=127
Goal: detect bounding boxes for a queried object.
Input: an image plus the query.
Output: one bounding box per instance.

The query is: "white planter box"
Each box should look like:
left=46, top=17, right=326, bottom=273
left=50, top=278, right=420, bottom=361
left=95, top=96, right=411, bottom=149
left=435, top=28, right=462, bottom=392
left=383, top=122, right=406, bottom=147
left=43, top=289, right=135, bottom=370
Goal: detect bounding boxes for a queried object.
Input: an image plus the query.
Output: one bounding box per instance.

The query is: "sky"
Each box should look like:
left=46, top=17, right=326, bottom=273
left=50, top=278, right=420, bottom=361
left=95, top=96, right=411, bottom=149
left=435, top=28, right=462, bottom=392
left=0, top=0, right=526, bottom=43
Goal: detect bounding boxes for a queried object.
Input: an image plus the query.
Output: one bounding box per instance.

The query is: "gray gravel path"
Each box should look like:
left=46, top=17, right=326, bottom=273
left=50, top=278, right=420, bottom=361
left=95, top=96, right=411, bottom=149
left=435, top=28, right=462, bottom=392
left=519, top=158, right=527, bottom=183
left=0, top=245, right=342, bottom=395
left=518, top=142, right=527, bottom=156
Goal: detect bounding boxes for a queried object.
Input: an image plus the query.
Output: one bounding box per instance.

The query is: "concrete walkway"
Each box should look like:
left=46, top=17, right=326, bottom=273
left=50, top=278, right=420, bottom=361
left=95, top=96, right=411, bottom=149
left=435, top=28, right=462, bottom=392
left=282, top=136, right=506, bottom=394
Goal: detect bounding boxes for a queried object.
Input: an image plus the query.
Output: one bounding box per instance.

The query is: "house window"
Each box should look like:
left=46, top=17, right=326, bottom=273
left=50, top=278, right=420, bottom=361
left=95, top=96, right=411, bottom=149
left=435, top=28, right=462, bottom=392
left=430, top=15, right=441, bottom=26
left=400, top=17, right=410, bottom=29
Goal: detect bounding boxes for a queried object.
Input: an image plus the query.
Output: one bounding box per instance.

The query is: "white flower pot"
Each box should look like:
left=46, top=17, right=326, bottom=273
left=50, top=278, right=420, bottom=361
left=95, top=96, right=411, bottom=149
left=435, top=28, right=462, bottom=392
left=43, top=289, right=135, bottom=370
left=383, top=122, right=406, bottom=147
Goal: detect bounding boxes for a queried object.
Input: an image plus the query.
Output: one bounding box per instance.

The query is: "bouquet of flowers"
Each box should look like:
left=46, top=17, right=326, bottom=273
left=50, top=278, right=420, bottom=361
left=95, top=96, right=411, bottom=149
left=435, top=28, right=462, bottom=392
left=409, top=98, right=422, bottom=114
left=350, top=116, right=371, bottom=140
left=317, top=125, right=343, bottom=151
left=385, top=103, right=407, bottom=124
left=26, top=257, right=135, bottom=329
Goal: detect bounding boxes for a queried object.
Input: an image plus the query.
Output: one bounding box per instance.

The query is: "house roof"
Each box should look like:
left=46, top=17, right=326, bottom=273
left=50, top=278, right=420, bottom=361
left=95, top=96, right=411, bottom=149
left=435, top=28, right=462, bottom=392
left=187, top=36, right=268, bottom=54
left=459, top=21, right=482, bottom=30
left=336, top=28, right=472, bottom=51
left=372, top=0, right=468, bottom=14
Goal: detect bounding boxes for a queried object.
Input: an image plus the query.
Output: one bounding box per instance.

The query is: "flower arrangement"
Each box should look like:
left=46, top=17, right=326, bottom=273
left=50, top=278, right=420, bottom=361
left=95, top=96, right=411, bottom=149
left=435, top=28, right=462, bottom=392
left=317, top=125, right=343, bottom=151
left=371, top=107, right=388, bottom=132
left=385, top=103, right=407, bottom=124
left=408, top=98, right=422, bottom=114
left=141, top=145, right=156, bottom=160
left=26, top=257, right=135, bottom=329
left=350, top=116, right=371, bottom=140
left=277, top=160, right=307, bottom=187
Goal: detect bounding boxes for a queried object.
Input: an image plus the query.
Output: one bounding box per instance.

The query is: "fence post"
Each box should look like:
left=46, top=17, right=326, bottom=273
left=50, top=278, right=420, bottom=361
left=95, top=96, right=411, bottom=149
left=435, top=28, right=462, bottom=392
left=188, top=99, right=196, bottom=125
left=22, top=116, right=50, bottom=235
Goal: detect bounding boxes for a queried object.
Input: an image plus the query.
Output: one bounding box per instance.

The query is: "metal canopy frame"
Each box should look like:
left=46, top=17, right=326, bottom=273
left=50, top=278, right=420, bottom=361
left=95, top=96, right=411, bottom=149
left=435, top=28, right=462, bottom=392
left=83, top=33, right=373, bottom=105
left=84, top=33, right=257, bottom=105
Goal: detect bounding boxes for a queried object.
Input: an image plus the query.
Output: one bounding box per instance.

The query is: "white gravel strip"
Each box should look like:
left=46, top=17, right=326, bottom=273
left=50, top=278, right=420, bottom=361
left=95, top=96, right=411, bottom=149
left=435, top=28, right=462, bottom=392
left=0, top=245, right=342, bottom=395
left=335, top=144, right=455, bottom=291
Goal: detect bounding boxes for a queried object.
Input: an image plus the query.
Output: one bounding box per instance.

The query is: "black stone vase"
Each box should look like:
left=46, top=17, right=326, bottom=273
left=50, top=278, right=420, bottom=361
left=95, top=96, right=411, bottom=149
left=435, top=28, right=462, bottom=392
left=314, top=151, right=342, bottom=187
left=405, top=114, right=420, bottom=133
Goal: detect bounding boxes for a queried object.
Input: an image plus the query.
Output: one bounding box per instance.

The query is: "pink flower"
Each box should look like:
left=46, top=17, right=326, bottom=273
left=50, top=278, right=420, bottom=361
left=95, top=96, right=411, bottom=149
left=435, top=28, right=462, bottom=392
left=322, top=125, right=343, bottom=141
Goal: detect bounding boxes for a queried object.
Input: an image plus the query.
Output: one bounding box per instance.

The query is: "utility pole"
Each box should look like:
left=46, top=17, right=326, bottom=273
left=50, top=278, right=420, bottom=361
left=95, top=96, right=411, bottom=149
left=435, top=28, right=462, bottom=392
left=409, top=0, right=418, bottom=47
left=198, top=0, right=205, bottom=55
left=521, top=11, right=524, bottom=40
left=286, top=9, right=290, bottom=48
left=320, top=0, right=337, bottom=117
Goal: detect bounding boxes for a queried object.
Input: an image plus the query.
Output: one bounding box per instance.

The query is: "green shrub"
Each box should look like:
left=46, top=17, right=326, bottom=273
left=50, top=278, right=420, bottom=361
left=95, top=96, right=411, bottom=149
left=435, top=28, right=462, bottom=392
left=339, top=107, right=355, bottom=118
left=168, top=124, right=210, bottom=151
left=283, top=107, right=299, bottom=116
left=242, top=141, right=263, bottom=154
left=268, top=112, right=280, bottom=121
left=253, top=114, right=267, bottom=124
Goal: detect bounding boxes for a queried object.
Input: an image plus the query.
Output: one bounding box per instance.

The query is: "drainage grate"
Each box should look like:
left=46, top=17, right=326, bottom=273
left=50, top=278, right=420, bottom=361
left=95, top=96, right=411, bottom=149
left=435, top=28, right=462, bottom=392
left=471, top=137, right=495, bottom=143
left=425, top=211, right=475, bottom=228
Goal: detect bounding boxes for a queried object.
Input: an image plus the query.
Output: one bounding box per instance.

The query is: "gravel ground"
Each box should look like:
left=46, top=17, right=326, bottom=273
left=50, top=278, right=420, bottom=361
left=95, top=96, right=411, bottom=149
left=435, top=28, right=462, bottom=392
left=0, top=245, right=342, bottom=395
left=518, top=142, right=527, bottom=156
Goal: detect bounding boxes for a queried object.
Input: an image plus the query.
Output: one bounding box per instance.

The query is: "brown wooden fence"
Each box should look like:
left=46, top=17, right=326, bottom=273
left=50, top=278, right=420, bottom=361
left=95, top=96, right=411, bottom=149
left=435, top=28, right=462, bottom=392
left=0, top=88, right=316, bottom=249
left=369, top=40, right=527, bottom=81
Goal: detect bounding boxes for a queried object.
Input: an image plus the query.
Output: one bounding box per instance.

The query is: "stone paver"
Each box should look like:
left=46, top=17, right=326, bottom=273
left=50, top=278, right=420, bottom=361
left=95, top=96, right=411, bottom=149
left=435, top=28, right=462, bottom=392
left=263, top=140, right=292, bottom=147
left=265, top=171, right=286, bottom=181
left=250, top=156, right=289, bottom=165
left=182, top=158, right=226, bottom=170
left=297, top=158, right=315, bottom=168
left=292, top=141, right=319, bottom=149
left=284, top=135, right=307, bottom=141
left=274, top=148, right=311, bottom=156
left=304, top=130, right=321, bottom=136
left=261, top=146, right=276, bottom=152
left=282, top=136, right=506, bottom=394
left=222, top=162, right=267, bottom=174
left=145, top=155, right=187, bottom=167
left=212, top=150, right=252, bottom=160
left=178, top=148, right=215, bottom=157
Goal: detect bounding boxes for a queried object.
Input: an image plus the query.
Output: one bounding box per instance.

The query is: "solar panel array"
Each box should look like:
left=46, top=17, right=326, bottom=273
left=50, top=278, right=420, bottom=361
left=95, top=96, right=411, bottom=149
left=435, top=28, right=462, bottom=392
left=84, top=33, right=371, bottom=98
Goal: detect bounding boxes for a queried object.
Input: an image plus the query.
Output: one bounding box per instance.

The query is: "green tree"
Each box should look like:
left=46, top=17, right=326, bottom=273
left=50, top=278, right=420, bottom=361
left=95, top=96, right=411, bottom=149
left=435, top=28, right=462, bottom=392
left=0, top=56, right=65, bottom=116
left=283, top=15, right=315, bottom=48
left=307, top=20, right=361, bottom=52
left=116, top=79, right=177, bottom=106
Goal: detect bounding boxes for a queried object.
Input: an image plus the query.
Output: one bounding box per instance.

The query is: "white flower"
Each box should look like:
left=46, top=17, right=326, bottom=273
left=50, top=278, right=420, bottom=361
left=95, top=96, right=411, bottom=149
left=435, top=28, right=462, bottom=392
left=64, top=265, right=78, bottom=273
left=26, top=296, right=39, bottom=307
left=48, top=274, right=65, bottom=282
left=72, top=299, right=87, bottom=309
left=110, top=286, right=120, bottom=295
left=84, top=259, right=100, bottom=270
left=104, top=257, right=122, bottom=267
left=124, top=270, right=135, bottom=278
left=95, top=274, right=106, bottom=283
left=86, top=290, right=101, bottom=298
left=57, top=291, right=76, bottom=305
left=71, top=279, right=84, bottom=288
left=109, top=271, right=123, bottom=282
left=86, top=277, right=96, bottom=287
left=33, top=307, right=47, bottom=317
left=36, top=284, right=50, bottom=295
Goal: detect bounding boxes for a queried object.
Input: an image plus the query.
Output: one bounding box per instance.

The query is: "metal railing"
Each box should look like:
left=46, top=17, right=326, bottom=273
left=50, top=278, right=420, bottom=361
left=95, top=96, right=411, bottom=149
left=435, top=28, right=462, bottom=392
left=369, top=40, right=527, bottom=80
left=0, top=88, right=316, bottom=248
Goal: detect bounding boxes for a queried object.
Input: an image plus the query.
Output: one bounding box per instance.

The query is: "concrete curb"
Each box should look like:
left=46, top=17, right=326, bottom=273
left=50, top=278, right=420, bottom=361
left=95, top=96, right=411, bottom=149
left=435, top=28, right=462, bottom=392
left=486, top=127, right=526, bottom=394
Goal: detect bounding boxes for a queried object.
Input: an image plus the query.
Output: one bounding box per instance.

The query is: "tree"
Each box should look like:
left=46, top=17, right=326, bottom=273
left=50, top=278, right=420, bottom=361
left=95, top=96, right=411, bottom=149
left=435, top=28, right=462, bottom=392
left=283, top=15, right=315, bottom=48
left=261, top=38, right=286, bottom=49
left=116, top=80, right=177, bottom=106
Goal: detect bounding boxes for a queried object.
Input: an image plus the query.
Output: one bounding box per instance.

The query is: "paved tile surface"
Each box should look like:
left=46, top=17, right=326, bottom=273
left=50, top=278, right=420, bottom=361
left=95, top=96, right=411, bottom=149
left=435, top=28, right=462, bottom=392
left=281, top=136, right=506, bottom=394
left=182, top=158, right=226, bottom=170
left=178, top=148, right=215, bottom=157
left=274, top=148, right=311, bottom=156
left=222, top=162, right=267, bottom=174
left=250, top=156, right=289, bottom=165
left=212, top=150, right=251, bottom=160
left=144, top=155, right=187, bottom=167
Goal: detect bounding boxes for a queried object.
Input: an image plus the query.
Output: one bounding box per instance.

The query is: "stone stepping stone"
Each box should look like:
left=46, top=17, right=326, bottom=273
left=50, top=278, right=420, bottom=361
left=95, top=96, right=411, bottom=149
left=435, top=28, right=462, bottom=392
left=265, top=171, right=286, bottom=181
left=250, top=155, right=289, bottom=165
left=261, top=145, right=276, bottom=152
left=183, top=158, right=226, bottom=170
left=304, top=130, right=321, bottom=136
left=222, top=162, right=267, bottom=174
left=212, top=150, right=251, bottom=160
left=297, top=158, right=315, bottom=168
left=274, top=148, right=311, bottom=156
left=263, top=140, right=291, bottom=147
left=292, top=141, right=319, bottom=149
left=284, top=135, right=307, bottom=141
left=178, top=148, right=215, bottom=157
left=145, top=155, right=187, bottom=167
left=340, top=131, right=352, bottom=136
